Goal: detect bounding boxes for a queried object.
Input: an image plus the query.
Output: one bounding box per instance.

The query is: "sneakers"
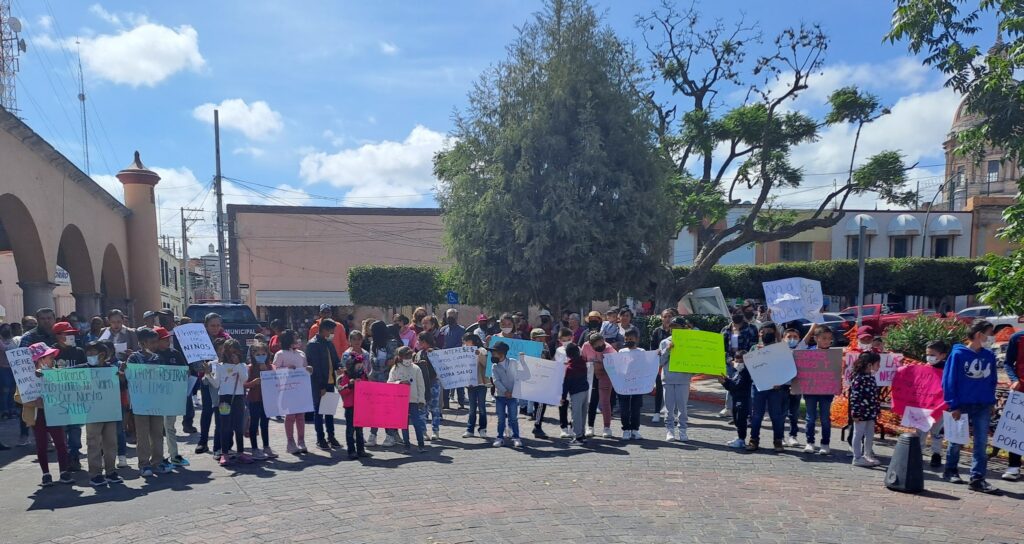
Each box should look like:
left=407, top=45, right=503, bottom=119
left=533, top=426, right=548, bottom=438
left=585, top=427, right=595, bottom=438
left=68, top=459, right=82, bottom=472
left=718, top=408, right=732, bottom=418
left=568, top=437, right=580, bottom=446
left=492, top=438, right=504, bottom=447
left=784, top=436, right=799, bottom=447
left=298, top=443, right=309, bottom=454
left=803, top=443, right=817, bottom=454
left=665, top=431, right=675, bottom=442
left=40, top=473, right=53, bottom=487
left=817, top=445, right=831, bottom=455
left=745, top=440, right=759, bottom=452
left=853, top=457, right=874, bottom=467
left=429, top=431, right=439, bottom=441
left=622, top=430, right=633, bottom=440
left=773, top=440, right=785, bottom=453
left=726, top=438, right=745, bottom=448
left=864, top=456, right=881, bottom=467
left=316, top=440, right=331, bottom=451
left=195, top=444, right=209, bottom=455
left=462, top=430, right=474, bottom=438
left=651, top=414, right=661, bottom=423
left=944, top=472, right=965, bottom=484
left=105, top=471, right=123, bottom=484
left=251, top=448, right=268, bottom=460
left=328, top=437, right=342, bottom=449
left=930, top=453, right=942, bottom=468
left=286, top=441, right=300, bottom=454
left=90, top=474, right=107, bottom=486
left=218, top=455, right=230, bottom=467
left=117, top=455, right=129, bottom=468
left=678, top=431, right=689, bottom=443
left=366, top=434, right=378, bottom=447
left=512, top=438, right=523, bottom=448
left=169, top=455, right=190, bottom=467
left=1002, top=467, right=1021, bottom=481
left=157, top=462, right=174, bottom=474
left=632, top=431, right=643, bottom=440
left=57, top=472, right=73, bottom=484
left=477, top=429, right=488, bottom=439
left=141, top=467, right=155, bottom=477
left=381, top=436, right=396, bottom=447
left=969, top=478, right=1000, bottom=494
left=264, top=446, right=278, bottom=458
left=17, top=436, right=32, bottom=447
left=601, top=427, right=613, bottom=438
left=559, top=428, right=571, bottom=439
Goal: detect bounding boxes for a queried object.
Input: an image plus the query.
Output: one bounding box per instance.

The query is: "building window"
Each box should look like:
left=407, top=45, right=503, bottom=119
left=890, top=236, right=912, bottom=258
left=956, top=165, right=965, bottom=183
left=780, top=241, right=812, bottom=262
left=847, top=236, right=869, bottom=260
left=988, top=160, right=1000, bottom=183
left=933, top=236, right=954, bottom=258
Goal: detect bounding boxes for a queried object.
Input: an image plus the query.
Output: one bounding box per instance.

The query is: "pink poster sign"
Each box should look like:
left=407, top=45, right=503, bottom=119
left=890, top=364, right=946, bottom=418
left=352, top=381, right=410, bottom=429
left=791, top=349, right=843, bottom=396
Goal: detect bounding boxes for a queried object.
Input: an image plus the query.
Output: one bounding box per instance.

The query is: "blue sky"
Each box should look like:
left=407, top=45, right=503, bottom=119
left=8, top=0, right=981, bottom=253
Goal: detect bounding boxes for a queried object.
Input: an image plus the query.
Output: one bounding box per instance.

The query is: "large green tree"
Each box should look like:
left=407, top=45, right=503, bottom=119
left=888, top=1, right=1024, bottom=314
left=434, top=0, right=677, bottom=309
left=637, top=3, right=916, bottom=301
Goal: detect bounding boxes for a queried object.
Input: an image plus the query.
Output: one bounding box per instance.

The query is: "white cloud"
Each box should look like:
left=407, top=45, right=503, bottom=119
left=379, top=41, right=399, bottom=55
left=88, top=4, right=123, bottom=26
left=232, top=146, right=266, bottom=158
left=192, top=99, right=284, bottom=140
left=37, top=15, right=53, bottom=31
left=299, top=125, right=449, bottom=206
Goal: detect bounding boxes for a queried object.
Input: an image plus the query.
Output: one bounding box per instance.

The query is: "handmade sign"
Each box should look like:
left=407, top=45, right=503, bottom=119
left=890, top=364, right=945, bottom=418
left=743, top=342, right=797, bottom=390
left=40, top=367, right=121, bottom=426
left=318, top=391, right=341, bottom=416
left=513, top=355, right=565, bottom=405
left=352, top=381, right=410, bottom=429
left=943, top=411, right=970, bottom=445
left=994, top=391, right=1024, bottom=456
left=261, top=368, right=314, bottom=418
left=668, top=329, right=726, bottom=376
left=901, top=406, right=935, bottom=433
left=603, top=350, right=660, bottom=396
left=173, top=323, right=217, bottom=363
left=216, top=363, right=246, bottom=395
left=487, top=337, right=543, bottom=377
left=427, top=346, right=479, bottom=389
left=790, top=349, right=843, bottom=396
left=873, top=352, right=902, bottom=387
left=762, top=277, right=824, bottom=323
left=7, top=347, right=42, bottom=402
left=126, top=364, right=189, bottom=416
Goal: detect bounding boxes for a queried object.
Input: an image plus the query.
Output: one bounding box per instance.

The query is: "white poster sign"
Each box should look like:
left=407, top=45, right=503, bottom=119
left=513, top=355, right=565, bottom=406
left=173, top=323, right=217, bottom=363
left=318, top=391, right=341, bottom=416
left=261, top=368, right=314, bottom=418
left=8, top=348, right=42, bottom=402
left=873, top=352, right=902, bottom=387
left=762, top=277, right=824, bottom=323
left=427, top=346, right=479, bottom=390
left=942, top=411, right=970, bottom=445
left=901, top=405, right=936, bottom=433
left=993, top=390, right=1024, bottom=456
left=743, top=342, right=798, bottom=390
left=215, top=363, right=246, bottom=395
left=603, top=350, right=660, bottom=395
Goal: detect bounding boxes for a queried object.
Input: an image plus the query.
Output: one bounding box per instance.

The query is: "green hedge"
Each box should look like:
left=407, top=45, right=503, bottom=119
left=641, top=314, right=729, bottom=347
left=348, top=266, right=444, bottom=307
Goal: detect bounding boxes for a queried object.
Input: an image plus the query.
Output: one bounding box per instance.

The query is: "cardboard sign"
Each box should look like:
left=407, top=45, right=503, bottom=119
left=7, top=348, right=42, bottom=402
left=261, top=368, right=314, bottom=417
left=873, top=352, right=902, bottom=387
left=126, top=364, right=190, bottom=416
left=173, top=323, right=217, bottom=363
left=743, top=342, right=798, bottom=390
left=668, top=329, right=726, bottom=376
left=890, top=364, right=945, bottom=418
left=318, top=391, right=341, bottom=416
left=762, top=277, right=824, bottom=323
left=487, top=337, right=543, bottom=378
left=352, top=381, right=410, bottom=429
left=427, top=346, right=479, bottom=389
left=943, top=411, right=969, bottom=445
left=513, top=355, right=565, bottom=405
left=603, top=350, right=660, bottom=396
left=993, top=390, right=1024, bottom=456
left=901, top=406, right=935, bottom=432
left=790, top=349, right=843, bottom=396
left=40, top=367, right=122, bottom=426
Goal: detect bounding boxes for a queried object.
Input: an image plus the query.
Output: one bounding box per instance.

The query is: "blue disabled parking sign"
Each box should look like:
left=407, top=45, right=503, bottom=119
left=446, top=290, right=459, bottom=304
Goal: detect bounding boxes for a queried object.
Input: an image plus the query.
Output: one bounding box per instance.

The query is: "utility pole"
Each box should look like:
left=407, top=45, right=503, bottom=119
left=214, top=109, right=228, bottom=301
left=855, top=223, right=866, bottom=329
left=181, top=207, right=203, bottom=308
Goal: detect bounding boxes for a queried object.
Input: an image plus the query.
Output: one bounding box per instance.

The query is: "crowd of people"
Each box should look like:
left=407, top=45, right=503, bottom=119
left=0, top=301, right=1016, bottom=496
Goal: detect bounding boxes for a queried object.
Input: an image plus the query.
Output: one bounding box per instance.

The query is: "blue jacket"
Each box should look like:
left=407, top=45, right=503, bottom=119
left=941, top=344, right=997, bottom=411
left=1004, top=331, right=1024, bottom=382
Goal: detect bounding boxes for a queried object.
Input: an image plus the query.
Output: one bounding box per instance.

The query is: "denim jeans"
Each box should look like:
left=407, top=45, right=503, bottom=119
left=217, top=394, right=245, bottom=454
left=750, top=388, right=786, bottom=443
left=313, top=388, right=336, bottom=442
left=248, top=401, right=270, bottom=450
left=199, top=382, right=217, bottom=448
left=424, top=380, right=442, bottom=433
left=65, top=425, right=83, bottom=460
left=786, top=392, right=802, bottom=438
left=344, top=406, right=364, bottom=454
left=182, top=379, right=197, bottom=429
left=945, top=403, right=993, bottom=481
left=495, top=396, right=520, bottom=439
left=466, top=385, right=488, bottom=432
left=402, top=403, right=426, bottom=447
left=804, top=394, right=834, bottom=446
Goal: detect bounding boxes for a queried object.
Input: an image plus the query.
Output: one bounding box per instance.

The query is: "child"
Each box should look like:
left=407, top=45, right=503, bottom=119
left=388, top=346, right=427, bottom=452
left=84, top=341, right=122, bottom=486
left=554, top=327, right=575, bottom=438
left=798, top=325, right=835, bottom=455
left=412, top=331, right=442, bottom=441
left=21, top=343, right=73, bottom=486
left=849, top=351, right=882, bottom=467
left=871, top=336, right=885, bottom=353
left=562, top=343, right=590, bottom=445
left=207, top=339, right=255, bottom=465
left=52, top=321, right=86, bottom=472
left=103, top=339, right=130, bottom=469
left=367, top=320, right=400, bottom=447
left=782, top=328, right=803, bottom=447
left=244, top=341, right=275, bottom=460
left=127, top=328, right=173, bottom=476
left=341, top=330, right=369, bottom=459
left=462, top=333, right=489, bottom=439
left=719, top=350, right=752, bottom=449
left=154, top=327, right=190, bottom=468
left=490, top=342, right=522, bottom=448
left=923, top=341, right=949, bottom=469
left=272, top=330, right=310, bottom=455
left=616, top=329, right=646, bottom=439
left=748, top=332, right=788, bottom=453
left=658, top=317, right=693, bottom=442
left=583, top=333, right=617, bottom=438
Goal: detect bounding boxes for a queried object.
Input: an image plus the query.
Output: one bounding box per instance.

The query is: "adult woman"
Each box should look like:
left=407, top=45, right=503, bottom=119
left=367, top=320, right=401, bottom=447
left=720, top=313, right=757, bottom=419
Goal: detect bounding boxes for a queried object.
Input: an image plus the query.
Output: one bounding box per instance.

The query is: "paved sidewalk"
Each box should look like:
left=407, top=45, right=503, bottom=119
left=0, top=394, right=1020, bottom=544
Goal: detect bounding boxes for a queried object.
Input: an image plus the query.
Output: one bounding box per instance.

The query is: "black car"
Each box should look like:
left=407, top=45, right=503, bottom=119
left=783, top=313, right=854, bottom=346
left=184, top=303, right=262, bottom=346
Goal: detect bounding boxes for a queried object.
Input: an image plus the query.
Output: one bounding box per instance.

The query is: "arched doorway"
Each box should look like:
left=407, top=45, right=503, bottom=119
left=0, top=193, right=50, bottom=319
left=100, top=244, right=129, bottom=315
left=56, top=224, right=98, bottom=320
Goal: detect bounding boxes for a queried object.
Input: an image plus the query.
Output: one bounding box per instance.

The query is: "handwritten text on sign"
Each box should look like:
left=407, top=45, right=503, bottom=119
left=513, top=355, right=566, bottom=405
left=487, top=337, right=543, bottom=378
left=873, top=352, right=902, bottom=387
left=41, top=367, right=122, bottom=426
left=603, top=350, right=660, bottom=396
left=7, top=348, right=42, bottom=402
left=668, top=329, right=726, bottom=376
left=994, top=391, right=1024, bottom=457
left=762, top=277, right=824, bottom=323
left=173, top=323, right=217, bottom=363
left=790, top=349, right=843, bottom=396
left=126, top=364, right=189, bottom=416
left=427, top=346, right=479, bottom=389
left=352, top=381, right=410, bottom=429
left=744, top=342, right=798, bottom=390
left=261, top=369, right=314, bottom=418
left=890, top=364, right=945, bottom=418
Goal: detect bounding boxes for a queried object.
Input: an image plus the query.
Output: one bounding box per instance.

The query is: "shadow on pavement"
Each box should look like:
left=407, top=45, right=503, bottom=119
left=25, top=468, right=216, bottom=511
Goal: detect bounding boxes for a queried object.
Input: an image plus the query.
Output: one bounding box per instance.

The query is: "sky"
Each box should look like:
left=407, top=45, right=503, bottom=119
left=6, top=0, right=988, bottom=256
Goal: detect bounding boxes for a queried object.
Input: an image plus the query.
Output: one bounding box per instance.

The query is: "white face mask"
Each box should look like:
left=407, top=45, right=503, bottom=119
left=327, top=334, right=335, bottom=341
left=64, top=335, right=76, bottom=346
left=560, top=340, right=570, bottom=346
left=86, top=355, right=99, bottom=366
left=734, top=363, right=745, bottom=372
left=984, top=335, right=995, bottom=347
left=859, top=343, right=872, bottom=351
left=926, top=355, right=938, bottom=364
left=501, top=327, right=513, bottom=334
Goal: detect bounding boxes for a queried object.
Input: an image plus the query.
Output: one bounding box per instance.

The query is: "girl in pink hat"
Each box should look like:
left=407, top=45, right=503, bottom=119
left=19, top=343, right=73, bottom=486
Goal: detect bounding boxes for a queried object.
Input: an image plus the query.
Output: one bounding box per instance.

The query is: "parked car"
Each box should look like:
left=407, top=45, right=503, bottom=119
left=783, top=313, right=853, bottom=346
left=184, top=302, right=262, bottom=346
left=839, top=303, right=926, bottom=334
left=956, top=305, right=1023, bottom=333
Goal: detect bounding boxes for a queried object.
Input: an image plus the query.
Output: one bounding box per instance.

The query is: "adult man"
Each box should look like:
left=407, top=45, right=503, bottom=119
left=100, top=309, right=139, bottom=362
left=309, top=304, right=349, bottom=355
left=648, top=308, right=676, bottom=423
left=1001, top=328, right=1024, bottom=481
left=84, top=316, right=105, bottom=343
left=307, top=319, right=342, bottom=451
left=53, top=321, right=88, bottom=471
left=439, top=308, right=467, bottom=409
left=18, top=308, right=56, bottom=348
left=268, top=319, right=285, bottom=354
left=142, top=310, right=158, bottom=329
left=467, top=314, right=489, bottom=341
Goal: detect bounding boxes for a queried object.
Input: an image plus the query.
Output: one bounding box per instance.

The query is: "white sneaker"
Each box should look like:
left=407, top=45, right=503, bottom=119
left=492, top=438, right=504, bottom=447
left=803, top=444, right=816, bottom=453
left=718, top=408, right=732, bottom=418
left=601, top=427, right=613, bottom=438
left=818, top=445, right=831, bottom=455
left=621, top=430, right=632, bottom=440
left=1002, top=467, right=1021, bottom=481
left=651, top=414, right=660, bottom=423
left=665, top=431, right=675, bottom=441
left=512, top=439, right=523, bottom=448
left=382, top=436, right=396, bottom=447
left=430, top=431, right=439, bottom=441
left=366, top=435, right=378, bottom=447
left=263, top=446, right=278, bottom=458
left=251, top=448, right=267, bottom=460
left=660, top=407, right=667, bottom=416
left=477, top=429, right=488, bottom=439
left=117, top=455, right=129, bottom=468
left=853, top=457, right=873, bottom=467
left=633, top=431, right=643, bottom=440
left=462, top=431, right=473, bottom=438
left=585, top=427, right=595, bottom=437
left=559, top=427, right=571, bottom=439
left=727, top=438, right=745, bottom=448
left=677, top=430, right=689, bottom=442
left=784, top=436, right=799, bottom=447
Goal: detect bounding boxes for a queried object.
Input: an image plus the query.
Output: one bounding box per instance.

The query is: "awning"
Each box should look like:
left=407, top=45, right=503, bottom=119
left=255, top=290, right=352, bottom=307
left=929, top=214, right=963, bottom=236
left=846, top=214, right=878, bottom=235
left=888, top=214, right=921, bottom=236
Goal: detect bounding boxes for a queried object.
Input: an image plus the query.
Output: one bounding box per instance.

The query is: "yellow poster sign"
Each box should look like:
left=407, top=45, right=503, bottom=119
left=668, top=329, right=726, bottom=376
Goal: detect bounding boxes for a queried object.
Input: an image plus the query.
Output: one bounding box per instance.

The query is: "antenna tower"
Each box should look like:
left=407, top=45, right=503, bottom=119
left=0, top=0, right=26, bottom=114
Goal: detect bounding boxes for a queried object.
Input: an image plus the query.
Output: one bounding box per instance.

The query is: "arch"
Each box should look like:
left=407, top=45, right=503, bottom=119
left=56, top=224, right=97, bottom=295
left=100, top=244, right=128, bottom=309
left=0, top=193, right=49, bottom=283
left=846, top=214, right=878, bottom=235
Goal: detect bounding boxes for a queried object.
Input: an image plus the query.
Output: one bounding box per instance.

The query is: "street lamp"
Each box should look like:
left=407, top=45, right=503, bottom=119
left=920, top=172, right=962, bottom=258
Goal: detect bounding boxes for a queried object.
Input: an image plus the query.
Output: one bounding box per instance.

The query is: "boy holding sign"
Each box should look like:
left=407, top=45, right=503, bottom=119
left=659, top=317, right=694, bottom=442
left=798, top=325, right=836, bottom=456
left=126, top=328, right=173, bottom=477
left=84, top=341, right=123, bottom=486
left=154, top=327, right=190, bottom=469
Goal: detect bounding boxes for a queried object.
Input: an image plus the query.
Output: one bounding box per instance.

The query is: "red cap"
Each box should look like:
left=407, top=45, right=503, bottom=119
left=857, top=333, right=873, bottom=341
left=477, top=314, right=488, bottom=322
left=154, top=326, right=171, bottom=340
left=856, top=325, right=873, bottom=336
left=52, top=322, right=79, bottom=335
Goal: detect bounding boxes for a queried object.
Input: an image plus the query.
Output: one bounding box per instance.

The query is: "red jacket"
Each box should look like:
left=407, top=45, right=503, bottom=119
left=339, top=372, right=354, bottom=408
